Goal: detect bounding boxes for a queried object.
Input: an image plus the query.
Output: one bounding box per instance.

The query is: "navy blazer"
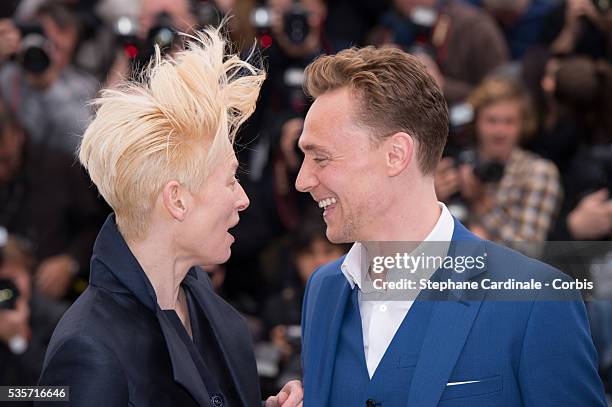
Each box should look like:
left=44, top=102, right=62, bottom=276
left=301, top=218, right=607, bottom=406
left=37, top=215, right=261, bottom=406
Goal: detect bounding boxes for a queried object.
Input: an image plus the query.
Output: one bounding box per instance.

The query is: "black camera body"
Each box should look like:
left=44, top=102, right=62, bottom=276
left=114, top=12, right=177, bottom=73
left=251, top=2, right=311, bottom=46
left=15, top=21, right=51, bottom=74
left=580, top=144, right=612, bottom=195
left=283, top=3, right=310, bottom=45
left=457, top=149, right=505, bottom=184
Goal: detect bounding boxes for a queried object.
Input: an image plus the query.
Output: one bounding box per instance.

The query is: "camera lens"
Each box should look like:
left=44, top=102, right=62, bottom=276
left=19, top=33, right=51, bottom=74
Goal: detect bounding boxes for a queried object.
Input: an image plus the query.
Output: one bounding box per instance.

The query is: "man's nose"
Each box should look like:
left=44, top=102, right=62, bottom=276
left=295, top=161, right=318, bottom=192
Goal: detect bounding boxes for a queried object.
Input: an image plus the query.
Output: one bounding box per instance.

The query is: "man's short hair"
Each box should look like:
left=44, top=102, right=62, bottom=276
left=79, top=27, right=265, bottom=240
left=303, top=46, right=448, bottom=175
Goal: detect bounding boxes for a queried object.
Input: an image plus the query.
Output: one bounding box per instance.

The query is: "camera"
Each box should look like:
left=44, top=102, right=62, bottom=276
left=114, top=12, right=177, bottom=72
left=251, top=2, right=311, bottom=45
left=0, top=279, right=19, bottom=311
left=443, top=149, right=505, bottom=222
left=195, top=1, right=223, bottom=28
left=457, top=149, right=505, bottom=184
left=15, top=21, right=51, bottom=74
left=405, top=6, right=438, bottom=59
left=578, top=144, right=612, bottom=195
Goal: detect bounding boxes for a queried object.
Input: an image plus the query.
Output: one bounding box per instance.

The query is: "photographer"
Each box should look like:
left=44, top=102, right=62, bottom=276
left=222, top=0, right=344, bottom=306
left=369, top=0, right=509, bottom=103
left=0, top=1, right=98, bottom=155
left=543, top=57, right=612, bottom=241
left=435, top=76, right=562, bottom=242
left=0, top=232, right=67, bottom=386
left=261, top=213, right=348, bottom=391
left=546, top=0, right=612, bottom=60
left=104, top=0, right=197, bottom=87
left=0, top=102, right=106, bottom=301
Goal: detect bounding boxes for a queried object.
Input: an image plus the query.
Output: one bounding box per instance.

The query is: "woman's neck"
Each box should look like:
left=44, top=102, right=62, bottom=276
left=126, top=235, right=191, bottom=311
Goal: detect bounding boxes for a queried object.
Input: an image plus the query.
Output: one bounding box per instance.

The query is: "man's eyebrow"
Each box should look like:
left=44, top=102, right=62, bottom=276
left=300, top=144, right=332, bottom=155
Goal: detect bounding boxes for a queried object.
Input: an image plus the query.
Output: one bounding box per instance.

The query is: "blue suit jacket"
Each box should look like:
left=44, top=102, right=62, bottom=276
left=301, top=218, right=607, bottom=406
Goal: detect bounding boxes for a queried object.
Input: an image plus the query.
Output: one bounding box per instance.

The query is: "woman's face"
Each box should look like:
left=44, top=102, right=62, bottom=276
left=179, top=153, right=249, bottom=266
left=476, top=99, right=522, bottom=161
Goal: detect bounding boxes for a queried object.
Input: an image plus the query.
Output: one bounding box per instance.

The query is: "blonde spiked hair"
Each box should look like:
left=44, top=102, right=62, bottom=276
left=79, top=26, right=265, bottom=241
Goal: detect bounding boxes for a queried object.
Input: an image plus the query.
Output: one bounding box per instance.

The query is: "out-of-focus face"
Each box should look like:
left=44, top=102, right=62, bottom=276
left=541, top=58, right=560, bottom=97
left=295, top=237, right=345, bottom=283
left=179, top=152, right=249, bottom=266
left=40, top=15, right=78, bottom=70
left=476, top=99, right=522, bottom=161
left=296, top=87, right=389, bottom=244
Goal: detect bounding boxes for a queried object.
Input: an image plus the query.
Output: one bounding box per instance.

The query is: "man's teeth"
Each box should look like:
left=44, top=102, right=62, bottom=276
left=318, top=197, right=337, bottom=208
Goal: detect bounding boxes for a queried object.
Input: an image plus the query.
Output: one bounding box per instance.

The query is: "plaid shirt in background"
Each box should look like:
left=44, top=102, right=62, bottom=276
left=473, top=148, right=562, bottom=242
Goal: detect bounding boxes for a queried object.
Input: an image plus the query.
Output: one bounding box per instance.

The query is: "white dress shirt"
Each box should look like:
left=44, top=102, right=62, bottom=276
left=340, top=202, right=455, bottom=378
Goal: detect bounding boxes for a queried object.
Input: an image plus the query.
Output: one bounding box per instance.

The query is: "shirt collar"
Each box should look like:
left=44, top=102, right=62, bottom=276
left=340, top=202, right=455, bottom=290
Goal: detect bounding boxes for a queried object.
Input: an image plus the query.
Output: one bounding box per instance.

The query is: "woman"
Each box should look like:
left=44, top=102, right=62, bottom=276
left=37, top=27, right=301, bottom=406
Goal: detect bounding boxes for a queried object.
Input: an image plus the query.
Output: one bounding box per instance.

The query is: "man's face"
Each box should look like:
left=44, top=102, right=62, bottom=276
left=296, top=88, right=388, bottom=244
left=476, top=99, right=522, bottom=161
left=40, top=15, right=78, bottom=70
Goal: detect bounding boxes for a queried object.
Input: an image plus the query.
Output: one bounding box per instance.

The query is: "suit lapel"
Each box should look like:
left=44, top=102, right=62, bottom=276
left=405, top=294, right=484, bottom=407
left=187, top=276, right=259, bottom=407
left=156, top=309, right=212, bottom=407
left=310, top=273, right=351, bottom=406
left=407, top=221, right=488, bottom=407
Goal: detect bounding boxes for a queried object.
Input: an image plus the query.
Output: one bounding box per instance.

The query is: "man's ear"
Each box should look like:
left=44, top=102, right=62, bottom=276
left=162, top=181, right=188, bottom=221
left=385, top=132, right=414, bottom=177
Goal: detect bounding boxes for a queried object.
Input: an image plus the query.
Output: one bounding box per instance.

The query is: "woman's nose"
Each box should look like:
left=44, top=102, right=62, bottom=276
left=236, top=182, right=250, bottom=211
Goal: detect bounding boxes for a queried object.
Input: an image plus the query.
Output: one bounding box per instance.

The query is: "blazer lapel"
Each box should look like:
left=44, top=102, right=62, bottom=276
left=156, top=309, right=212, bottom=407
left=406, top=224, right=489, bottom=407
left=309, top=272, right=351, bottom=406
left=405, top=294, right=484, bottom=407
left=187, top=276, right=260, bottom=407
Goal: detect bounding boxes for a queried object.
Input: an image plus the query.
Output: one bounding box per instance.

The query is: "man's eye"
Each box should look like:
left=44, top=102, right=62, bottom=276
left=313, top=157, right=328, bottom=164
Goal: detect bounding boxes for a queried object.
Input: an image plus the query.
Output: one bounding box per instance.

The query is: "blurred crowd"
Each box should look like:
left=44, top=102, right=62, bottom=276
left=0, top=0, right=611, bottom=400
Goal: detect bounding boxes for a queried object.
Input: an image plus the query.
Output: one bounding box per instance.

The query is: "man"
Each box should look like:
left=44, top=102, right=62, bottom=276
left=371, top=0, right=509, bottom=103
left=0, top=1, right=98, bottom=154
left=296, top=46, right=606, bottom=406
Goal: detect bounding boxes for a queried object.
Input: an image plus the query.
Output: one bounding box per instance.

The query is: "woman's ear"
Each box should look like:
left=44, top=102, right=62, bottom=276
left=385, top=132, right=414, bottom=177
left=162, top=181, right=188, bottom=221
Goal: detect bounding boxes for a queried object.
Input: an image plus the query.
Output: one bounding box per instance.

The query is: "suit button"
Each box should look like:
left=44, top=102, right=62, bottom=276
left=211, top=395, right=224, bottom=407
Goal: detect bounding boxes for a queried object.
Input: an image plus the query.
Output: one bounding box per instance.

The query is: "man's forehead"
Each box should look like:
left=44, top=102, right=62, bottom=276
left=298, top=122, right=334, bottom=154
